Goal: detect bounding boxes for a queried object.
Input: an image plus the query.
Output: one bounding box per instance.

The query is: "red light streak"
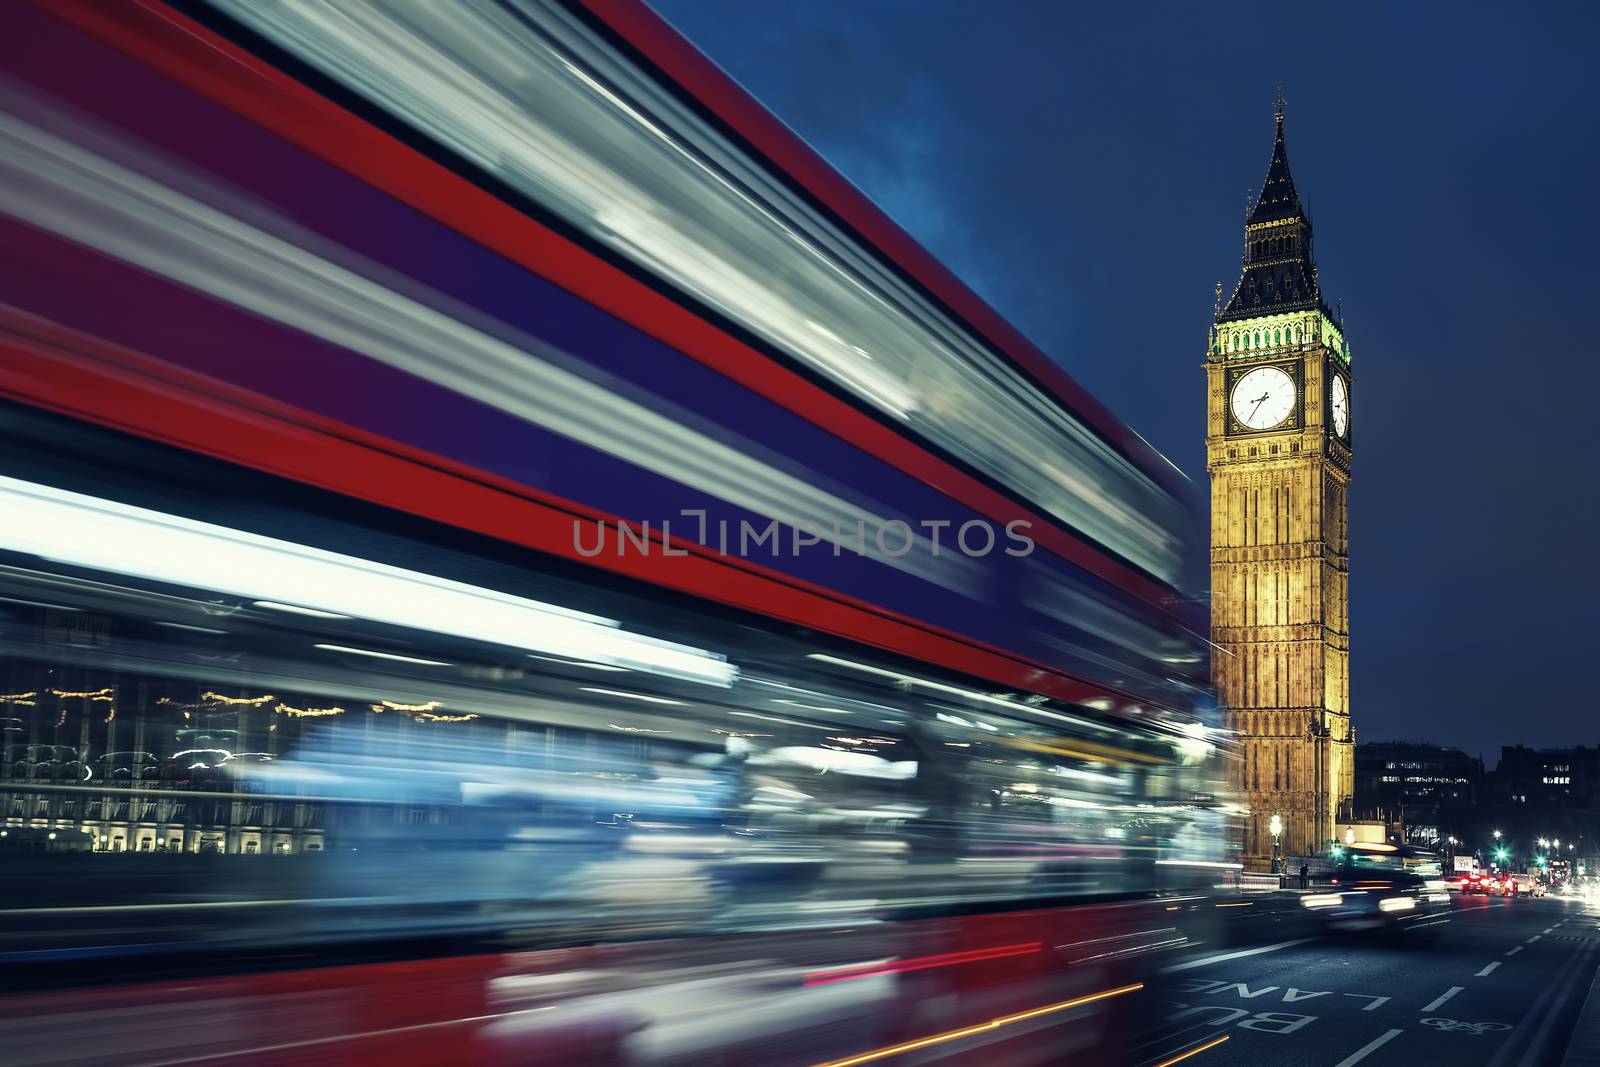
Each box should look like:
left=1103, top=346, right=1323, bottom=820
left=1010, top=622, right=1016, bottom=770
left=803, top=941, right=1042, bottom=986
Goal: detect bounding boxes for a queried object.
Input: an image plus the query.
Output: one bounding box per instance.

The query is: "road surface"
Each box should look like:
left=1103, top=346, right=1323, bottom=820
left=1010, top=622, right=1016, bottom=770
left=1132, top=894, right=1600, bottom=1067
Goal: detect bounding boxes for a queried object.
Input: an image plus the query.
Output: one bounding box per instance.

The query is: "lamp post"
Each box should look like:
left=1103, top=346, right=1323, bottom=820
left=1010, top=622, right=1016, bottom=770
left=1270, top=814, right=1283, bottom=875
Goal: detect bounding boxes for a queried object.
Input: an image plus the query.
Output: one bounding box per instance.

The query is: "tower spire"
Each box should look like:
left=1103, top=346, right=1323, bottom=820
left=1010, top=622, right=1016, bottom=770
left=1216, top=97, right=1330, bottom=324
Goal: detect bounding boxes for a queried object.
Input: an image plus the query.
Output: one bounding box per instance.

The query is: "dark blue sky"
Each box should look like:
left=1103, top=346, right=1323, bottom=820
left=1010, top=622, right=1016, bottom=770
left=651, top=0, right=1600, bottom=763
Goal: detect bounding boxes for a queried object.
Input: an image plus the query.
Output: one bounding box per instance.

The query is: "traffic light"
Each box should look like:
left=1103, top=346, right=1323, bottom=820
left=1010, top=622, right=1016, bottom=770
left=1495, top=847, right=1509, bottom=863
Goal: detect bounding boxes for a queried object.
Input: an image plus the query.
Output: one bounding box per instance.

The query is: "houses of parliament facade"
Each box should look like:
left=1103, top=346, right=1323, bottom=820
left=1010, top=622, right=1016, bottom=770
left=1207, top=99, right=1355, bottom=869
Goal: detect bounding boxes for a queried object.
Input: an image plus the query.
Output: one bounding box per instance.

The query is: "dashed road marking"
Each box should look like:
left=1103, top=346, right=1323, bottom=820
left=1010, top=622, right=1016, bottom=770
left=1528, top=935, right=1542, bottom=943
left=1421, top=986, right=1463, bottom=1012
left=1475, top=962, right=1501, bottom=977
left=1158, top=938, right=1315, bottom=974
left=1505, top=945, right=1523, bottom=956
left=1332, top=1028, right=1404, bottom=1066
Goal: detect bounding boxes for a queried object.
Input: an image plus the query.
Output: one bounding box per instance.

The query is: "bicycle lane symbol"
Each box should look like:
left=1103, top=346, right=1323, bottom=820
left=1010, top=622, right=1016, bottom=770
left=1420, top=1018, right=1513, bottom=1035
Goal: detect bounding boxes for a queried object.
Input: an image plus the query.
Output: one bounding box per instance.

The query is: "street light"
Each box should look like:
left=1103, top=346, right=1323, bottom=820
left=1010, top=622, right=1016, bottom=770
left=1270, top=814, right=1283, bottom=874
left=1493, top=830, right=1503, bottom=840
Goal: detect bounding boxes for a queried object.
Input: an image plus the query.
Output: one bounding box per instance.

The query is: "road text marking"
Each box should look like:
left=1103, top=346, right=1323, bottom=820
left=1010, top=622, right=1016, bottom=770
left=1475, top=962, right=1501, bottom=977
left=1421, top=986, right=1463, bottom=1012
left=1333, top=1028, right=1404, bottom=1067
left=1420, top=1018, right=1512, bottom=1035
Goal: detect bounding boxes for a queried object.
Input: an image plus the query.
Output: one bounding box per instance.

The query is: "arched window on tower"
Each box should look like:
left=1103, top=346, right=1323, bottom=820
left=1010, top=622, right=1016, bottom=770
left=1274, top=328, right=1282, bottom=345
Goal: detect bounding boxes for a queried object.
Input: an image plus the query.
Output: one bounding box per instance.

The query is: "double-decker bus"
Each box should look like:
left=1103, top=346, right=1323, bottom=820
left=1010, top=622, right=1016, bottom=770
left=0, top=2, right=1230, bottom=1063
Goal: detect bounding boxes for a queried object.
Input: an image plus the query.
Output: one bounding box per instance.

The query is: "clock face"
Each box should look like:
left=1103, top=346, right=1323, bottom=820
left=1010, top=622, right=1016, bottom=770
left=1330, top=374, right=1349, bottom=438
left=1230, top=366, right=1297, bottom=431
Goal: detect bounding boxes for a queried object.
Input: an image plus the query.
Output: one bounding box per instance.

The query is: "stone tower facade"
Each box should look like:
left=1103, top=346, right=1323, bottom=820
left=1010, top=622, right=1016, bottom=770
left=1206, top=100, right=1355, bottom=870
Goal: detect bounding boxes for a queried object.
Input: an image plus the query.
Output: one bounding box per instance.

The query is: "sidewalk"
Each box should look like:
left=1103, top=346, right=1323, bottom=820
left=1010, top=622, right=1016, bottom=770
left=1562, top=960, right=1600, bottom=1066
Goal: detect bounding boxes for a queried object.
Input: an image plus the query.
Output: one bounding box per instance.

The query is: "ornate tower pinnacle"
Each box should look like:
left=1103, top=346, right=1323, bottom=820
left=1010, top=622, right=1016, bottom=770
left=1216, top=108, right=1331, bottom=327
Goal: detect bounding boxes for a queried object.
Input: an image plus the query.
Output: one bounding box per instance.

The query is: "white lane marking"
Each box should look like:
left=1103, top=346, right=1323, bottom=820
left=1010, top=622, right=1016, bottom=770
left=1544, top=926, right=1558, bottom=934
left=1528, top=935, right=1541, bottom=943
left=1333, top=1028, right=1405, bottom=1067
left=1422, top=986, right=1464, bottom=1012
left=1345, top=994, right=1390, bottom=1012
left=1158, top=938, right=1316, bottom=974
left=1505, top=945, right=1523, bottom=957
left=1476, top=962, right=1501, bottom=977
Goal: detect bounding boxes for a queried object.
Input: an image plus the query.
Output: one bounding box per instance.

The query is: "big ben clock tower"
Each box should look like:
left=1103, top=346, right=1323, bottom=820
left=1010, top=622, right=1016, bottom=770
left=1207, top=95, right=1354, bottom=870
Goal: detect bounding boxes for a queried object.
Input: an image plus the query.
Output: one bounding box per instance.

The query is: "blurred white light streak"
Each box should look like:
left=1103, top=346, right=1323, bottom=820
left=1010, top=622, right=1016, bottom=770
left=314, top=645, right=451, bottom=667
left=255, top=601, right=350, bottom=619
left=0, top=474, right=735, bottom=684
left=580, top=688, right=686, bottom=706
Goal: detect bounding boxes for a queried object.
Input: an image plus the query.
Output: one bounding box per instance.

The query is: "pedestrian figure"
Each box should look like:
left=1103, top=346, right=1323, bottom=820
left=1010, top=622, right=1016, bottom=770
left=1299, top=862, right=1310, bottom=890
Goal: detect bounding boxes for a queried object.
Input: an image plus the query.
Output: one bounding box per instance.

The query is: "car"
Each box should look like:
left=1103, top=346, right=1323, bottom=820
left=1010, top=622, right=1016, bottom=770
left=1475, top=872, right=1518, bottom=896
left=1513, top=874, right=1546, bottom=897
left=1302, top=863, right=1451, bottom=936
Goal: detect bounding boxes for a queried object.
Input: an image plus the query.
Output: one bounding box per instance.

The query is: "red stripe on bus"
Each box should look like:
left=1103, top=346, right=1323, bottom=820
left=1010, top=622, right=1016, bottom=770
left=0, top=307, right=1159, bottom=713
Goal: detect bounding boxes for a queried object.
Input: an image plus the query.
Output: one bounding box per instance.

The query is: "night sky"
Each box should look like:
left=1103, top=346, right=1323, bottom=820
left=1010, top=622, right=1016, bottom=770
left=650, top=0, right=1600, bottom=763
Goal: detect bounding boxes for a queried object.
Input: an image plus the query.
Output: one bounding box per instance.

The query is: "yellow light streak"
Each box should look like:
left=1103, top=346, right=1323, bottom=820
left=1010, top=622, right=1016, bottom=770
left=809, top=982, right=1142, bottom=1067
left=1003, top=735, right=1169, bottom=766
left=371, top=699, right=442, bottom=713
left=1154, top=1033, right=1230, bottom=1067
left=274, top=703, right=345, bottom=718
left=201, top=691, right=274, bottom=706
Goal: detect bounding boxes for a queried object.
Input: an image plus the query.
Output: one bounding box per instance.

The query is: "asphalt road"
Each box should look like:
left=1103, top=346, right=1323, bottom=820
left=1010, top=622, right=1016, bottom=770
left=1131, top=893, right=1600, bottom=1067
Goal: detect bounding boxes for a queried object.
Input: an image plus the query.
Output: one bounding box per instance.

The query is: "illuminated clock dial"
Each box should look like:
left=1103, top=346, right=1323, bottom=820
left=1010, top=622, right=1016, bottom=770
left=1230, top=366, right=1296, bottom=430
left=1331, top=374, right=1349, bottom=437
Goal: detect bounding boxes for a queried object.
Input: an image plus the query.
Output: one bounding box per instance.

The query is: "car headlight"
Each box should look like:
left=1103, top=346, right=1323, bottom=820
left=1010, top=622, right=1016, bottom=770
left=1378, top=896, right=1416, bottom=913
